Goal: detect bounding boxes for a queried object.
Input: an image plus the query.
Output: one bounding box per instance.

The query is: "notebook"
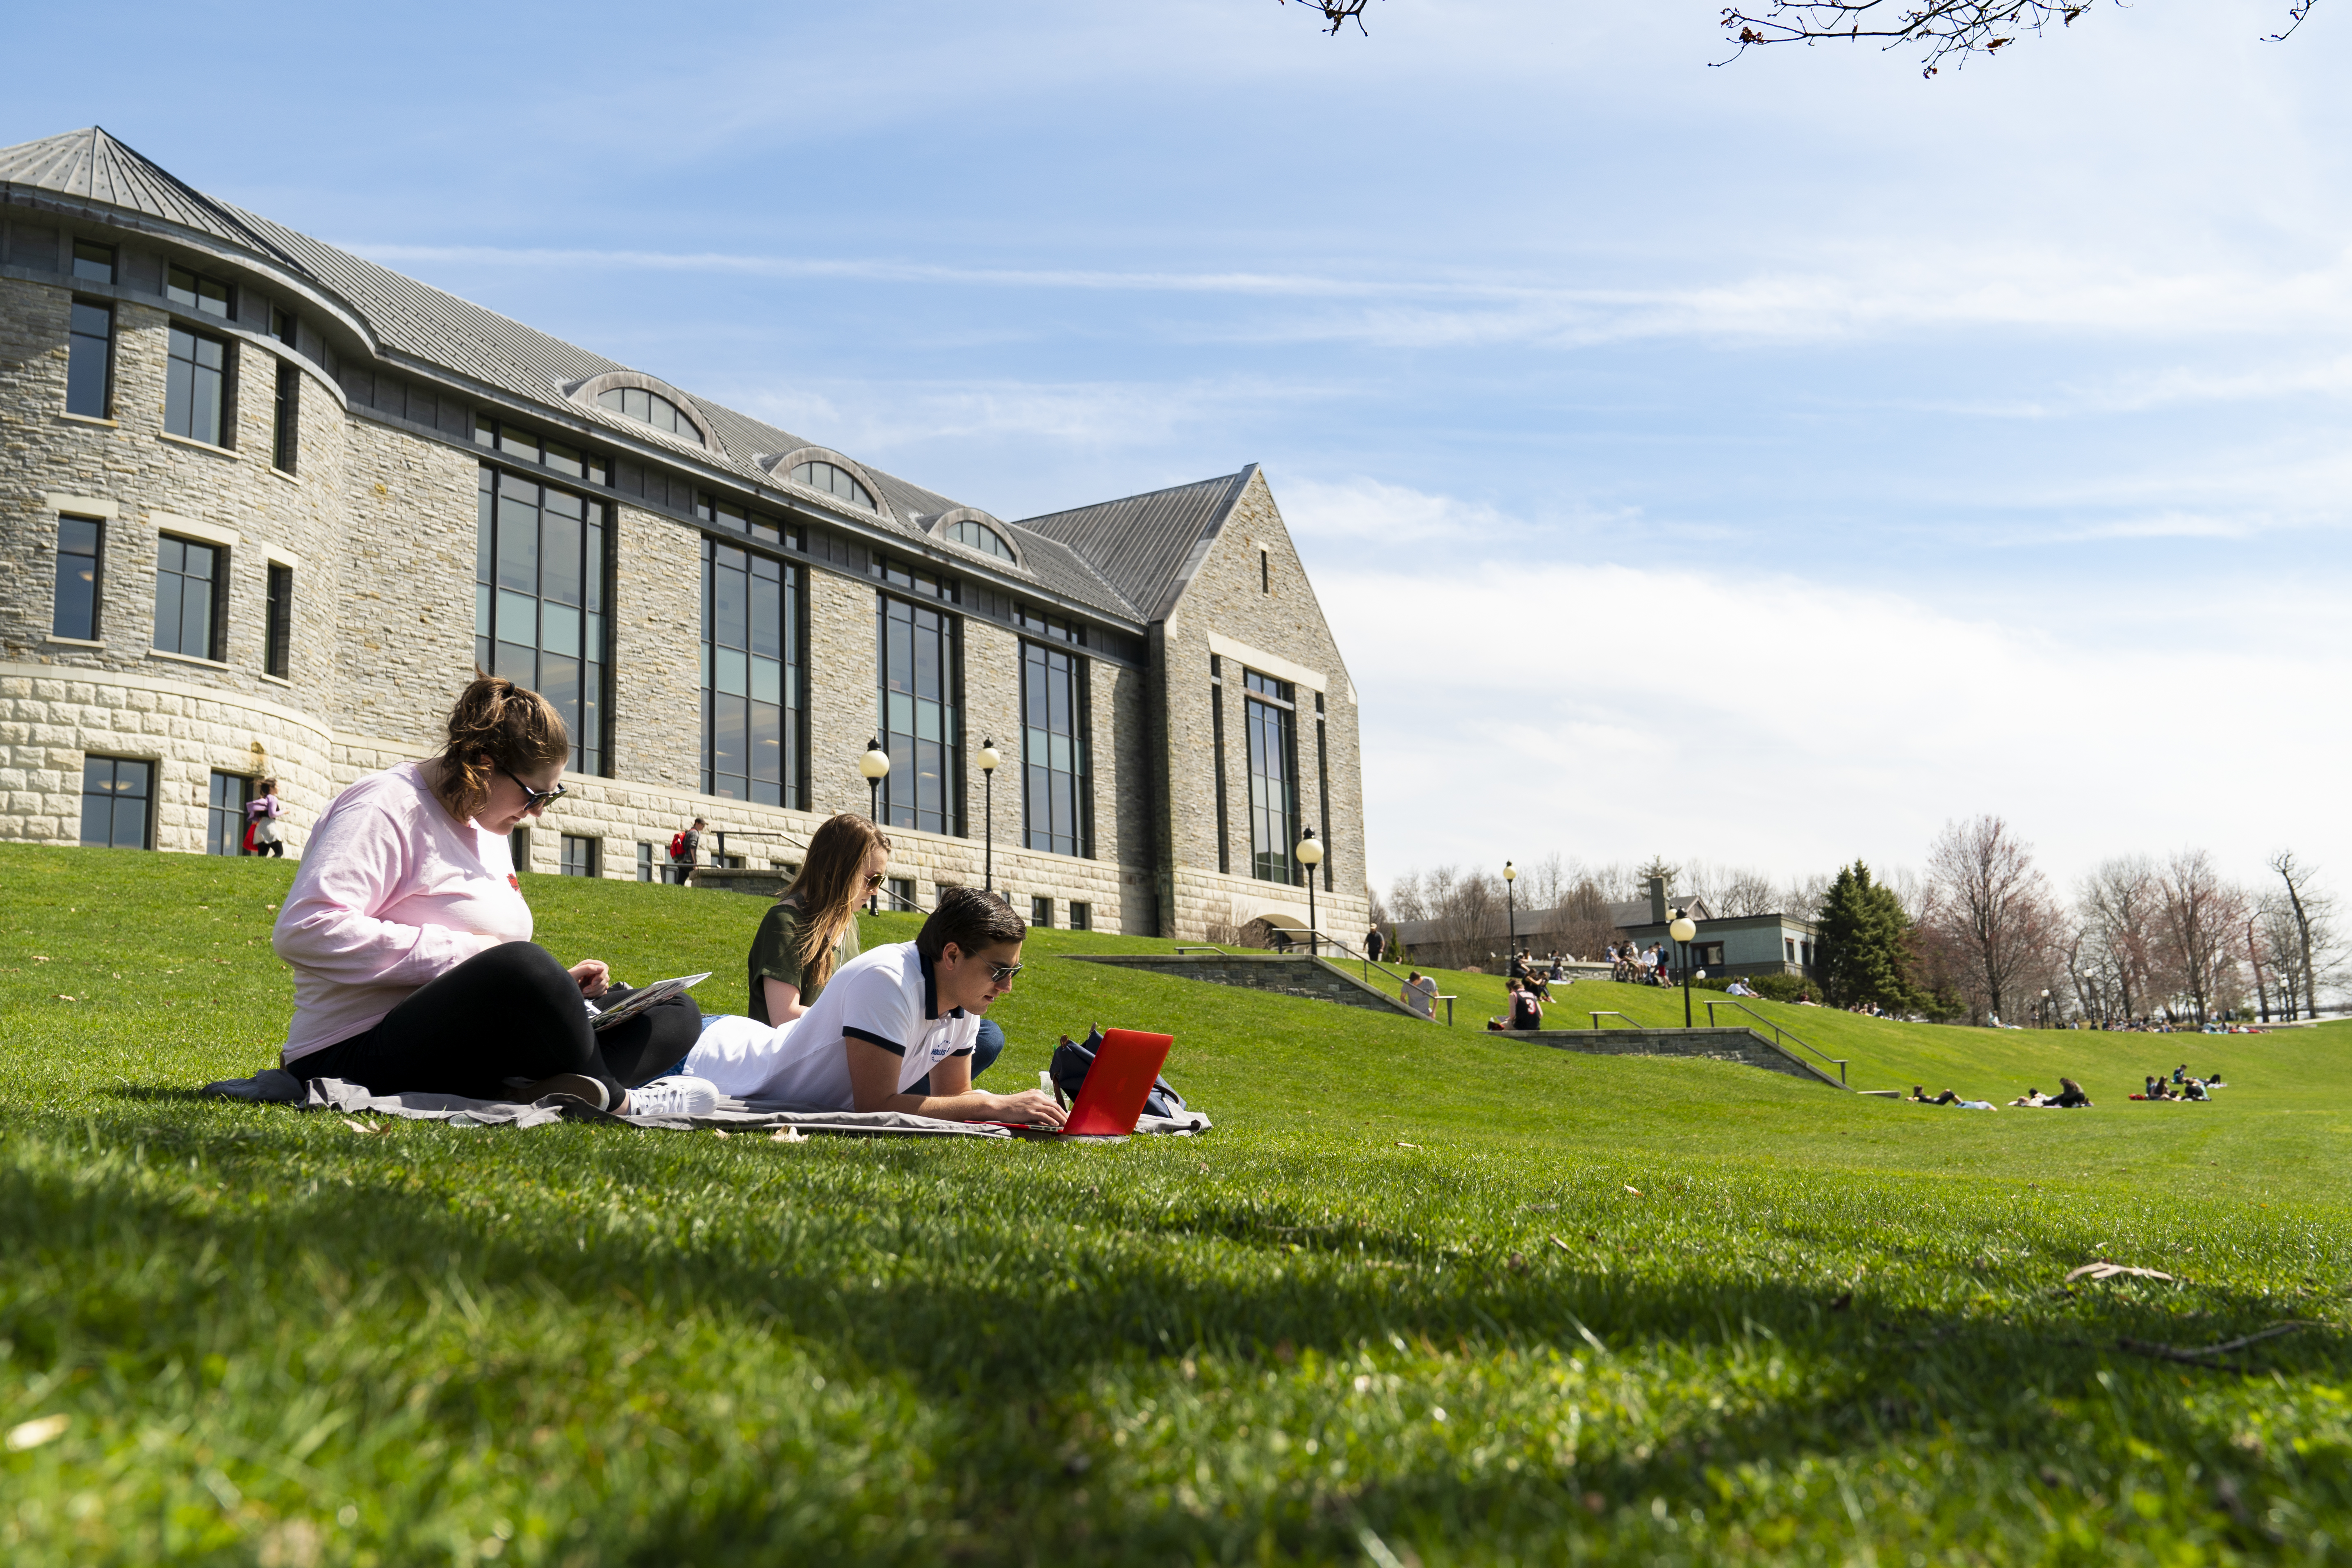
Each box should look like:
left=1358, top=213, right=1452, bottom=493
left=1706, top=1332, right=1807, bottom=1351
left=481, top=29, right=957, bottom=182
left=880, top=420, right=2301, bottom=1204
left=587, top=973, right=711, bottom=1032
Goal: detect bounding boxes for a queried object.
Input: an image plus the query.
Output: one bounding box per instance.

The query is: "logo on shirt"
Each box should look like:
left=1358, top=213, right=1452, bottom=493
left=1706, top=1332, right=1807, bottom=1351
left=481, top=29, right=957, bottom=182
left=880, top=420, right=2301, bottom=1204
left=508, top=873, right=520, bottom=890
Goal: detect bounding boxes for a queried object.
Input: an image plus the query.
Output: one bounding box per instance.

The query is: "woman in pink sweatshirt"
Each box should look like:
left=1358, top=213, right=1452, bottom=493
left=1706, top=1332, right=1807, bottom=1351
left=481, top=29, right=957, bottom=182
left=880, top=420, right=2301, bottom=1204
left=271, top=677, right=698, bottom=1111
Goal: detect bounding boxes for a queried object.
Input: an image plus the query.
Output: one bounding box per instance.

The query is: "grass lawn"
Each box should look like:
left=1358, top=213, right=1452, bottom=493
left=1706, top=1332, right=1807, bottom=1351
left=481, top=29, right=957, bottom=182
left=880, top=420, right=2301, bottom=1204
left=2, top=841, right=2348, bottom=1565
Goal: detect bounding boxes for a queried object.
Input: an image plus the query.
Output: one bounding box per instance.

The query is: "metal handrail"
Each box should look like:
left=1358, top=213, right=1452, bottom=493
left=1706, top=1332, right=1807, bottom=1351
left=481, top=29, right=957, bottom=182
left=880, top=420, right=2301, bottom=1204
left=1589, top=1010, right=1637, bottom=1030
left=1705, top=999, right=1848, bottom=1085
left=1173, top=945, right=1237, bottom=957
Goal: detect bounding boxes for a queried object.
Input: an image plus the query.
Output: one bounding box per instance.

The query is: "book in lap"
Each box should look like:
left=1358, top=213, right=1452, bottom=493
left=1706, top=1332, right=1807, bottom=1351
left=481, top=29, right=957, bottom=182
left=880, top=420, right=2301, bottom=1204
left=587, top=973, right=711, bottom=1032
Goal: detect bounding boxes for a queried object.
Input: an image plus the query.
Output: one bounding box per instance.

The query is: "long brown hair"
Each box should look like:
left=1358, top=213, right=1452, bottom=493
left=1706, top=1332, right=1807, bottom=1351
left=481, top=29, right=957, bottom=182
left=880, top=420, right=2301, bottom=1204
left=428, top=676, right=568, bottom=821
left=780, top=813, right=890, bottom=991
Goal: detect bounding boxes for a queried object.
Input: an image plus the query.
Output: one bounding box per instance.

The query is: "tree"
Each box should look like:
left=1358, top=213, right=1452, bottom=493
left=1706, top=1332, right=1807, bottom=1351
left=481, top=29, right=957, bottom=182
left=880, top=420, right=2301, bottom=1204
left=2075, top=856, right=2165, bottom=1024
left=2153, top=850, right=2248, bottom=1027
left=2268, top=852, right=2335, bottom=1021
left=1716, top=1, right=2320, bottom=77
left=1291, top=1, right=2322, bottom=75
left=1924, top=814, right=2058, bottom=1025
left=1816, top=861, right=1924, bottom=1012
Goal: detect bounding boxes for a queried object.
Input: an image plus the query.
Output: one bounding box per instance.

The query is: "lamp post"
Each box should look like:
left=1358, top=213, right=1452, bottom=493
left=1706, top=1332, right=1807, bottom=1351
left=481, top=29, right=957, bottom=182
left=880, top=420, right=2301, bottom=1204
left=859, top=737, right=890, bottom=913
left=976, top=737, right=1000, bottom=896
left=1504, top=860, right=1516, bottom=966
left=1297, top=827, right=1324, bottom=955
left=1670, top=909, right=1698, bottom=1029
left=2040, top=987, right=2053, bottom=1030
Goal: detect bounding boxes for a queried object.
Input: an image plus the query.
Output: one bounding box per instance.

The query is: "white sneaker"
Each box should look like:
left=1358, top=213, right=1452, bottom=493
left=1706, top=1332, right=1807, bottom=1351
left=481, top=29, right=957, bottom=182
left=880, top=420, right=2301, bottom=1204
left=627, top=1076, right=720, bottom=1118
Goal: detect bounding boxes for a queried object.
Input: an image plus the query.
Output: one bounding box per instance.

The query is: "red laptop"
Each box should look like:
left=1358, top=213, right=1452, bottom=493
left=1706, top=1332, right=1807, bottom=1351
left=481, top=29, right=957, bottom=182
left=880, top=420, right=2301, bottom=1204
left=1050, top=1028, right=1175, bottom=1139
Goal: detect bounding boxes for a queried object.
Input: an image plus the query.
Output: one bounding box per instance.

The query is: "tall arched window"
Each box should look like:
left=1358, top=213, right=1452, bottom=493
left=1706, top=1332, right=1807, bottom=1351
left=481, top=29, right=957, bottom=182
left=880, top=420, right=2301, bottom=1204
left=790, top=460, right=876, bottom=512
left=597, top=385, right=703, bottom=445
left=945, top=519, right=1016, bottom=561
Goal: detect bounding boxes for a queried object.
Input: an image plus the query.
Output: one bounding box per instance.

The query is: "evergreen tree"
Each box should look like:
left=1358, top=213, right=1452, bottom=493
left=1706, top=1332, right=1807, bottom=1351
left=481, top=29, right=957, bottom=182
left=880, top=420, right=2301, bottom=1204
left=1815, top=861, right=1925, bottom=1013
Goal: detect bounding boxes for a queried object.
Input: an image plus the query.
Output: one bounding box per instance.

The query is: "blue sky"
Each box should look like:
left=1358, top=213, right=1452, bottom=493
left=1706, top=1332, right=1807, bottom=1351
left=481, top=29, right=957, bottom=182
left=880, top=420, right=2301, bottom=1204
left=12, top=0, right=2347, bottom=901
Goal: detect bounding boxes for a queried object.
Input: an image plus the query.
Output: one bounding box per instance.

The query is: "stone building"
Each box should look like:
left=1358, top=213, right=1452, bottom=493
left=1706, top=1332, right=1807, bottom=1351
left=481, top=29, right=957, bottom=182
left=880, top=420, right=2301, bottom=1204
left=0, top=127, right=1367, bottom=941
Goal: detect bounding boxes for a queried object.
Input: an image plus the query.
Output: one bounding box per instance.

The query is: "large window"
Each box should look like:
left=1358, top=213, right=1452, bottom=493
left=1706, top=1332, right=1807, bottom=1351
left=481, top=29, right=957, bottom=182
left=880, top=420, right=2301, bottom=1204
left=474, top=416, right=609, bottom=485
left=559, top=835, right=599, bottom=877
left=1315, top=691, right=1332, bottom=893
left=51, top=517, right=102, bottom=640
left=166, top=264, right=233, bottom=319
left=1244, top=669, right=1298, bottom=884
left=475, top=466, right=609, bottom=775
left=1210, top=655, right=1232, bottom=875
left=946, top=519, right=1015, bottom=561
left=791, top=460, right=875, bottom=512
left=206, top=771, right=249, bottom=857
left=271, top=362, right=299, bottom=473
left=877, top=591, right=959, bottom=836
left=80, top=757, right=152, bottom=849
left=153, top=535, right=224, bottom=661
left=597, top=385, right=701, bottom=444
left=71, top=239, right=114, bottom=283
left=1021, top=638, right=1089, bottom=857
left=701, top=538, right=804, bottom=807
left=264, top=562, right=294, bottom=678
left=165, top=326, right=228, bottom=446
left=66, top=301, right=112, bottom=417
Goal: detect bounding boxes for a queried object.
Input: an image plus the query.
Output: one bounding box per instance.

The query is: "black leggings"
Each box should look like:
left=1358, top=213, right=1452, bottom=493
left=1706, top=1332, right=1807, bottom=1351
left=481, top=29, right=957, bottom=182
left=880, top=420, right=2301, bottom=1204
left=291, top=941, right=702, bottom=1104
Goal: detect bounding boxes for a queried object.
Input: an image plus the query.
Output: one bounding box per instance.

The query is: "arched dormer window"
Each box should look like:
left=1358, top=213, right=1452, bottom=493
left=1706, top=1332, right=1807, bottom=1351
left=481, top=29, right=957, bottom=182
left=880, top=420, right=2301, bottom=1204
left=790, top=459, right=876, bottom=513
left=598, top=385, right=702, bottom=444
left=945, top=518, right=1016, bottom=561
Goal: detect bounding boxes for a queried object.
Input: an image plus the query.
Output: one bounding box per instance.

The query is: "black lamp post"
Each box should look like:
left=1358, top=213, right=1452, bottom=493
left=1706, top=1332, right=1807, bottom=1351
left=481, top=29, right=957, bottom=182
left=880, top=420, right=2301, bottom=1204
left=977, top=737, right=1000, bottom=895
left=1670, top=907, right=1697, bottom=1028
left=1297, top=827, right=1324, bottom=955
left=1504, top=859, right=1516, bottom=964
left=859, top=737, right=890, bottom=912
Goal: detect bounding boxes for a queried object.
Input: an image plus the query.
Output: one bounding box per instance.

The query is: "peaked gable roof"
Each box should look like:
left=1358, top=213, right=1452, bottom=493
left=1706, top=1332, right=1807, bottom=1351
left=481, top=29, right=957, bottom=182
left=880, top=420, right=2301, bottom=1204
left=1014, top=468, right=1254, bottom=622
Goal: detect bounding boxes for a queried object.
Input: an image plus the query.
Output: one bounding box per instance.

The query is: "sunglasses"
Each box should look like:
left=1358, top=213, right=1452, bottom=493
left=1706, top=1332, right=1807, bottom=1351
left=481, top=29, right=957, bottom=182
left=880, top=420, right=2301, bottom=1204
left=864, top=871, right=887, bottom=889
left=985, top=959, right=1023, bottom=985
left=499, top=766, right=567, bottom=811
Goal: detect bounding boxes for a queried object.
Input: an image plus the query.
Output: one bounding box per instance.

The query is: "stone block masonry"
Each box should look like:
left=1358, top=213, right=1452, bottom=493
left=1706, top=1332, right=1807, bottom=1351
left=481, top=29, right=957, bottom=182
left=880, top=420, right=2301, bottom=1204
left=1, top=167, right=1370, bottom=946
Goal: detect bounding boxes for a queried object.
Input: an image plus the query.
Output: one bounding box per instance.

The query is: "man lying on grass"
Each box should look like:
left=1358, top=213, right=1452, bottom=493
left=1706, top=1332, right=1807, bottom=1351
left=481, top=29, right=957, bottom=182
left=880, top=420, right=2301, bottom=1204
left=678, top=886, right=1066, bottom=1127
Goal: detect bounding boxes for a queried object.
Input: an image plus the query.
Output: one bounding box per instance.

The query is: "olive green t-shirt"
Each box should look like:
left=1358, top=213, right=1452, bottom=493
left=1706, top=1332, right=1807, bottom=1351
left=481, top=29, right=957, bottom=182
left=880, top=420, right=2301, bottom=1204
left=747, top=894, right=859, bottom=1025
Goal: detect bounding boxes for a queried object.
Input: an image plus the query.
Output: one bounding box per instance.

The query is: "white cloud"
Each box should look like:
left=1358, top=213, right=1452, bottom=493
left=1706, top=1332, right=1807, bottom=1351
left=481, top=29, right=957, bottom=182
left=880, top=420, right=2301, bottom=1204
left=1304, top=494, right=2352, bottom=898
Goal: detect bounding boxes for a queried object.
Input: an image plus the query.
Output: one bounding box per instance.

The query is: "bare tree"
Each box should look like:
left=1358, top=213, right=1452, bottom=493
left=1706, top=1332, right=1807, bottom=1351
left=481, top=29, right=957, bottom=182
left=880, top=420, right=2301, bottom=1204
left=1715, top=1, right=2320, bottom=77
left=2076, top=856, right=2165, bottom=1023
left=2268, top=852, right=2334, bottom=1021
left=1279, top=0, right=1378, bottom=35
left=1925, top=814, right=2059, bottom=1025
left=1385, top=870, right=1429, bottom=926
left=2153, top=850, right=2248, bottom=1027
left=1698, top=864, right=1780, bottom=917
left=1781, top=870, right=1836, bottom=920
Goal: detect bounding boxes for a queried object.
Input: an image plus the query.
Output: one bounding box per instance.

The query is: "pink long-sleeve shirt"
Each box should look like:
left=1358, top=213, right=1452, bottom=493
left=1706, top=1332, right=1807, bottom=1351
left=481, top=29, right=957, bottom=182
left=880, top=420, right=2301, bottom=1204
left=272, top=761, right=532, bottom=1062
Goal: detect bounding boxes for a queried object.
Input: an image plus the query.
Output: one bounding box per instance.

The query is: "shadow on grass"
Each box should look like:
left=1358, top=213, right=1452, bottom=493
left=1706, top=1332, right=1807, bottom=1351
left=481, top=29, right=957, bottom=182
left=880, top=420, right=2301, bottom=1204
left=4, top=1103, right=2343, bottom=1563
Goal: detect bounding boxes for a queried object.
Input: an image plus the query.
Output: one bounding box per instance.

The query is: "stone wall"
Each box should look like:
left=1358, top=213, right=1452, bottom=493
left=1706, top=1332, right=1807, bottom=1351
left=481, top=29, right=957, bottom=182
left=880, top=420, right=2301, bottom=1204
left=1514, top=1027, right=1847, bottom=1089
left=1153, top=468, right=1369, bottom=942
left=1062, top=952, right=1424, bottom=1017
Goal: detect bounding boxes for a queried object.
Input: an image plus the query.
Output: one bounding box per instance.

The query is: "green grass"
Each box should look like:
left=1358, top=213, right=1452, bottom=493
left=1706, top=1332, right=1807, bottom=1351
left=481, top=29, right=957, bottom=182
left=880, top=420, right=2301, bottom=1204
left=2, top=841, right=2349, bottom=1565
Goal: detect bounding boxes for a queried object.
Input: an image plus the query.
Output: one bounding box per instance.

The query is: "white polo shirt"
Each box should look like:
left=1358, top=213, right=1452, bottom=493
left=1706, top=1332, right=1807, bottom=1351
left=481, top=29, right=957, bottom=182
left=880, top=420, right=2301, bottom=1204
left=683, top=941, right=980, bottom=1107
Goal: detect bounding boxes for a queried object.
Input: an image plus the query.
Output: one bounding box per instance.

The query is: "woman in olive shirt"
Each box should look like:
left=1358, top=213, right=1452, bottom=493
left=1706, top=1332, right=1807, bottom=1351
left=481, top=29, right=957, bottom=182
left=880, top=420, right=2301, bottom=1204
left=748, top=814, right=890, bottom=1025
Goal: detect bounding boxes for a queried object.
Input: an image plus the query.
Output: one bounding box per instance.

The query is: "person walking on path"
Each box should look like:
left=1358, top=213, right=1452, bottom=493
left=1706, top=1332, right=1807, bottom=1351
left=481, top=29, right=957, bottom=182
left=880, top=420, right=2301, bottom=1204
left=670, top=817, right=707, bottom=884
left=1365, top=925, right=1386, bottom=965
left=271, top=675, right=708, bottom=1113
left=244, top=778, right=285, bottom=858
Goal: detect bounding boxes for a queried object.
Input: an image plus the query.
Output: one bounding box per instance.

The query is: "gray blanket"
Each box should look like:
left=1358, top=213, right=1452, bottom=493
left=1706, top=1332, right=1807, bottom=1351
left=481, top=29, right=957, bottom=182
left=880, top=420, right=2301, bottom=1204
left=201, top=1070, right=1210, bottom=1138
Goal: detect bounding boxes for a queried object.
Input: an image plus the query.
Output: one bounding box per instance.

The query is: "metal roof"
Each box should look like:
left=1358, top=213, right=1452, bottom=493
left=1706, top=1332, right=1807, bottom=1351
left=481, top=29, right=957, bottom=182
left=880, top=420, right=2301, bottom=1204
left=0, top=125, right=1247, bottom=632
left=1014, top=469, right=1255, bottom=622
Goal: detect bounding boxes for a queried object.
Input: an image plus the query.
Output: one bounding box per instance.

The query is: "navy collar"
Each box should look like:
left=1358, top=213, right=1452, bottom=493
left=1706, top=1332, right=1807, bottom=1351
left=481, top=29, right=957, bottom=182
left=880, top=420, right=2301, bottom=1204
left=918, top=949, right=965, bottom=1020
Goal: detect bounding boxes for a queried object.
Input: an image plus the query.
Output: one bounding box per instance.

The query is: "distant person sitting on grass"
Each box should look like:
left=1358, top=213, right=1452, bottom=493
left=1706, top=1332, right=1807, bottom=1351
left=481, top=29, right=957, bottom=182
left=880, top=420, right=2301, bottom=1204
left=747, top=813, right=887, bottom=1026
left=1725, top=978, right=1757, bottom=998
left=271, top=675, right=711, bottom=1115
left=2051, top=1077, right=2092, bottom=1108
left=2010, top=1087, right=2049, bottom=1107
left=678, top=887, right=1063, bottom=1126
left=1487, top=977, right=1543, bottom=1032
left=2204, top=1069, right=2227, bottom=1087
left=2181, top=1076, right=2211, bottom=1101
left=1908, top=1087, right=1962, bottom=1105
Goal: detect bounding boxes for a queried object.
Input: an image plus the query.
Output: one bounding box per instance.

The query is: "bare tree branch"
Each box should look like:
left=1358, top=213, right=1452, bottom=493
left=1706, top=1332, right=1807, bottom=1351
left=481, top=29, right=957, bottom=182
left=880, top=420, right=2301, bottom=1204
left=1716, top=1, right=2322, bottom=77
left=1280, top=0, right=1379, bottom=37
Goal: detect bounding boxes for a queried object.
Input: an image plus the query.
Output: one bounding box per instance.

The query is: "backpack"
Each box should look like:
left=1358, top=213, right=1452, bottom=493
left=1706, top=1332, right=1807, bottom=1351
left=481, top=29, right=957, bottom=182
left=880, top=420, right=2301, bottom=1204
left=668, top=832, right=688, bottom=861
left=1049, top=1026, right=1188, bottom=1121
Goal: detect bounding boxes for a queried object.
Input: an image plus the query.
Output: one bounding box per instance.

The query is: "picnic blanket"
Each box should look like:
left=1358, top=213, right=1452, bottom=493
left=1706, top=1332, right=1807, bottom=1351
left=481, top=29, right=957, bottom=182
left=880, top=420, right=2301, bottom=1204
left=201, top=1069, right=1212, bottom=1138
